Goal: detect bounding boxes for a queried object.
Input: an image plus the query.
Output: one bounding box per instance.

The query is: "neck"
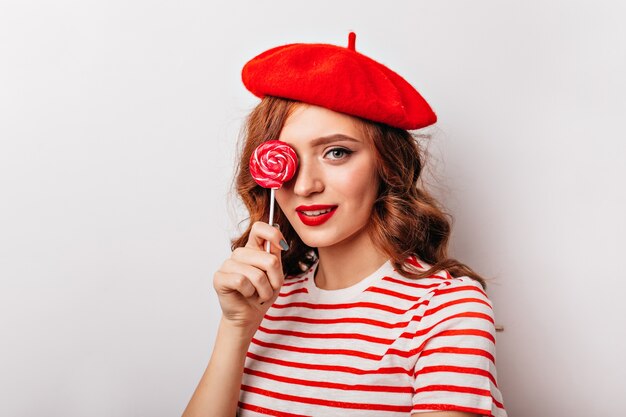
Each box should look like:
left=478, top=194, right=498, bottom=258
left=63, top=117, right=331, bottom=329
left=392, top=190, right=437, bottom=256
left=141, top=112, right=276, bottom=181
left=314, top=230, right=388, bottom=291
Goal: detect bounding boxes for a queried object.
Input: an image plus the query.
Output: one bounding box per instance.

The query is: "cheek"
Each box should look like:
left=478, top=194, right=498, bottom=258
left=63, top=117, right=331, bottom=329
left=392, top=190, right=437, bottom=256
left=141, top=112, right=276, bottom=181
left=274, top=189, right=291, bottom=214
left=334, top=162, right=378, bottom=201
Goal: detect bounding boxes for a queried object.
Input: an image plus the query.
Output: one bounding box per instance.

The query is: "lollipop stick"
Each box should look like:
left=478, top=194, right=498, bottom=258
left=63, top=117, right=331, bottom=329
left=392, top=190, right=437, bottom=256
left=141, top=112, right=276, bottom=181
left=265, top=188, right=276, bottom=253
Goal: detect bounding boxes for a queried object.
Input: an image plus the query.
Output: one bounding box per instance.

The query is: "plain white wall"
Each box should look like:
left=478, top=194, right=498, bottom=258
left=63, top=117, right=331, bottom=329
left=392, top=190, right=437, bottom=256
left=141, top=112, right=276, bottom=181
left=1, top=1, right=624, bottom=416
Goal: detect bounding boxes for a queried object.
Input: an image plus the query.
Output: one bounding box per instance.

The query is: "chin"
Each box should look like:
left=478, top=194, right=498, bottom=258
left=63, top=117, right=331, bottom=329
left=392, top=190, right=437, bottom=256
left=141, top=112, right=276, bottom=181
left=297, top=236, right=331, bottom=249
left=297, top=229, right=363, bottom=250
left=291, top=229, right=336, bottom=249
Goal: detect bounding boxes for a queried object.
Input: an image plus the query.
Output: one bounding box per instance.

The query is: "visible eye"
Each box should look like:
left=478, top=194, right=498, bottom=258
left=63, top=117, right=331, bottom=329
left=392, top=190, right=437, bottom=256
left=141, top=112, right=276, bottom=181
left=324, top=147, right=353, bottom=161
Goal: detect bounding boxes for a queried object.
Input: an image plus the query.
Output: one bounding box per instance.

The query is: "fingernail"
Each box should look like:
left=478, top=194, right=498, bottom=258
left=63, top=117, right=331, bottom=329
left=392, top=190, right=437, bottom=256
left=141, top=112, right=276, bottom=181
left=279, top=239, right=289, bottom=251
left=272, top=223, right=280, bottom=229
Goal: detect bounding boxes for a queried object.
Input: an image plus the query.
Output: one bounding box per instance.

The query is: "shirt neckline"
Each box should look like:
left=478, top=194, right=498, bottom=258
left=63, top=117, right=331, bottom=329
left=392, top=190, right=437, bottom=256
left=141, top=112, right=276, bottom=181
left=304, top=258, right=394, bottom=303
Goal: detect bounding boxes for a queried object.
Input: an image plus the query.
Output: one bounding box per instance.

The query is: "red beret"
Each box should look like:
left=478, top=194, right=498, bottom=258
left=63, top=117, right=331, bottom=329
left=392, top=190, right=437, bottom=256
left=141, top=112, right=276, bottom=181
left=241, top=32, right=437, bottom=130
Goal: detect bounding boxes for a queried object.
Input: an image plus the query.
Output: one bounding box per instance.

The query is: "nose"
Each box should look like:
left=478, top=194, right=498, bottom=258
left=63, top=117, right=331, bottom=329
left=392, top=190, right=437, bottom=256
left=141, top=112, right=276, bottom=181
left=291, top=159, right=324, bottom=197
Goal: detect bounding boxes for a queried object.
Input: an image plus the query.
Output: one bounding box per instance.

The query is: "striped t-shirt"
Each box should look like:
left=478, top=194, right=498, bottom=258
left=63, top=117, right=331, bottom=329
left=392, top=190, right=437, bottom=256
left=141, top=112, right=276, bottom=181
left=237, top=257, right=507, bottom=417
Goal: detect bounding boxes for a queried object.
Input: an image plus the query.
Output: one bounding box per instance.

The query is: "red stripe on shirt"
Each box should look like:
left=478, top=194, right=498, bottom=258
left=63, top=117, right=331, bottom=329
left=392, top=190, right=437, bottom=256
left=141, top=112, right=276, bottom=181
left=246, top=352, right=414, bottom=376
left=241, top=385, right=413, bottom=412
left=406, top=257, right=424, bottom=269
left=251, top=337, right=382, bottom=360
left=265, top=303, right=491, bottom=337
left=271, top=301, right=416, bottom=314
left=412, top=403, right=493, bottom=416
left=413, top=394, right=506, bottom=413
left=252, top=336, right=481, bottom=363
left=246, top=351, right=413, bottom=376
left=382, top=275, right=444, bottom=289
left=244, top=367, right=414, bottom=393
left=238, top=401, right=310, bottom=417
left=272, top=294, right=489, bottom=321
left=262, top=312, right=417, bottom=329
left=257, top=324, right=393, bottom=344
left=245, top=358, right=501, bottom=393
left=388, top=328, right=495, bottom=358
left=279, top=287, right=308, bottom=297
left=365, top=286, right=422, bottom=301
left=258, top=311, right=493, bottom=347
left=403, top=311, right=495, bottom=339
left=434, top=329, right=496, bottom=344
left=420, top=346, right=495, bottom=364
left=417, top=365, right=497, bottom=385
left=434, top=283, right=489, bottom=299
left=414, top=383, right=491, bottom=397
left=424, top=297, right=493, bottom=318
left=282, top=277, right=308, bottom=286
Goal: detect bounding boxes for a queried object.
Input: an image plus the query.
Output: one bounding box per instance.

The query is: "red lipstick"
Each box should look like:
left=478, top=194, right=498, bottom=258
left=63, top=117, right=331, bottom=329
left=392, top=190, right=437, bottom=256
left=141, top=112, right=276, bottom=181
left=295, top=205, right=338, bottom=226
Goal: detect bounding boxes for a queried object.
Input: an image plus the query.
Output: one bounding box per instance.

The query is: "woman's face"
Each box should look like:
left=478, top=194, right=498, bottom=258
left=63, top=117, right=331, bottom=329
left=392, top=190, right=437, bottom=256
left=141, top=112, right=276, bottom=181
left=275, top=104, right=379, bottom=250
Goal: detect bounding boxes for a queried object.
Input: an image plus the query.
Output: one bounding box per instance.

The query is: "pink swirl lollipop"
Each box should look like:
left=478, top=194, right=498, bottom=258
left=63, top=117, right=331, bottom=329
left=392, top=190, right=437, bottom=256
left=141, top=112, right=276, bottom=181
left=250, top=140, right=298, bottom=189
left=249, top=140, right=298, bottom=253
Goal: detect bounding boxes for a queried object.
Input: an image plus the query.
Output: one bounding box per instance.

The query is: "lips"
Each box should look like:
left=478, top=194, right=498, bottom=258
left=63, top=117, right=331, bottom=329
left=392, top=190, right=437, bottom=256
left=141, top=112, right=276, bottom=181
left=296, top=205, right=338, bottom=226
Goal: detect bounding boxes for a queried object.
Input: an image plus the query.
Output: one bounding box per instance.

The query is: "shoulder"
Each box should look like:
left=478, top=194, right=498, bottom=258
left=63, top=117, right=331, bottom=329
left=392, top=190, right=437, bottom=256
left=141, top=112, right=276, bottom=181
left=390, top=257, right=496, bottom=332
left=389, top=256, right=489, bottom=302
left=403, top=255, right=491, bottom=303
left=427, top=275, right=491, bottom=307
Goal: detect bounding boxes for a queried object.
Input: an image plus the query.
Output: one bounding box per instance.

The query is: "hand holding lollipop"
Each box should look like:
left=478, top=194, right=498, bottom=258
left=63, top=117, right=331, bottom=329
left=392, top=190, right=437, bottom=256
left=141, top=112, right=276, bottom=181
left=249, top=140, right=298, bottom=252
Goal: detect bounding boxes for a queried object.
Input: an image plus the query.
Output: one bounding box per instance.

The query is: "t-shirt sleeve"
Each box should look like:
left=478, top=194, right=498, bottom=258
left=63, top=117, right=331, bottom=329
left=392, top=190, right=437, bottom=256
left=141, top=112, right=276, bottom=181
left=411, top=277, right=507, bottom=417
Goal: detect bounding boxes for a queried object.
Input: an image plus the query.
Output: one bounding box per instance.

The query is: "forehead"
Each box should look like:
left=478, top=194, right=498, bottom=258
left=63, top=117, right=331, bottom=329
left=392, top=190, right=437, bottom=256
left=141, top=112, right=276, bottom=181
left=278, top=104, right=364, bottom=145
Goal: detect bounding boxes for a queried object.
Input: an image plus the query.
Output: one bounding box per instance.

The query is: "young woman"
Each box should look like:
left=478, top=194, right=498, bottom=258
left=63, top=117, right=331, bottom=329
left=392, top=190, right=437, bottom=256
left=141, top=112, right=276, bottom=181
left=182, top=33, right=507, bottom=417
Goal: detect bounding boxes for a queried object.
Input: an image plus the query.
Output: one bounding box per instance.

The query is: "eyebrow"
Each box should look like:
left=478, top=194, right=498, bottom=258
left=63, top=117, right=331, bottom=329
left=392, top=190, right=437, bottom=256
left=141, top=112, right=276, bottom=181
left=309, top=134, right=361, bottom=147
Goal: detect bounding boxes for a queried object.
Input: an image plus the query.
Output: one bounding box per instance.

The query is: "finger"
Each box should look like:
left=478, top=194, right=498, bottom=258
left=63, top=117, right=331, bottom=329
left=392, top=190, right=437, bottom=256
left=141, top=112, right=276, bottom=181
left=246, top=221, right=288, bottom=253
left=213, top=270, right=257, bottom=299
left=231, top=247, right=284, bottom=293
left=221, top=259, right=274, bottom=302
left=265, top=233, right=283, bottom=299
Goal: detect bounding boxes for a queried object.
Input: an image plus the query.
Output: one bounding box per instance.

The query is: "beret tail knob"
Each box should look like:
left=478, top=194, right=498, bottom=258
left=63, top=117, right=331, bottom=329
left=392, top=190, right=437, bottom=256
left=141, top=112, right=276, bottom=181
left=348, top=32, right=356, bottom=51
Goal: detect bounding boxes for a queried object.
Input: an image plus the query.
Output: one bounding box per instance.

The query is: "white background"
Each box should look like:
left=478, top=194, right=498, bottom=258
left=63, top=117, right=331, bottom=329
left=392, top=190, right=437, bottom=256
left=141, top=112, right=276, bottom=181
left=1, top=1, right=625, bottom=416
